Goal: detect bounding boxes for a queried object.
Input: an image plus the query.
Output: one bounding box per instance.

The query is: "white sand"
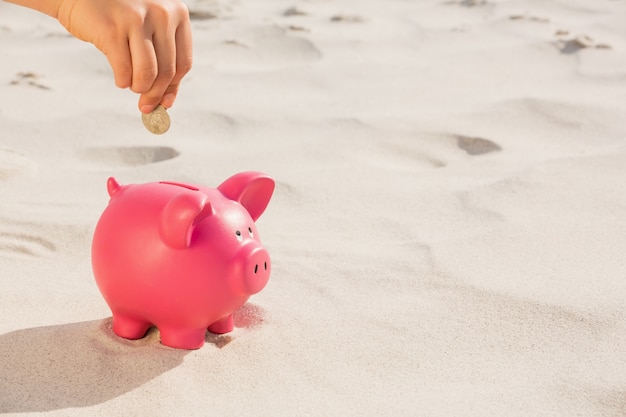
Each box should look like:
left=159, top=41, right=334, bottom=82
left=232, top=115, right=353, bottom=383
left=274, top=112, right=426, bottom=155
left=1, top=0, right=626, bottom=415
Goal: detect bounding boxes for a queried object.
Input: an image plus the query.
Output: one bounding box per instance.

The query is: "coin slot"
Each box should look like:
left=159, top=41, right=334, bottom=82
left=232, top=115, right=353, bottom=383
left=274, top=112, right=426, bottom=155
left=159, top=181, right=199, bottom=191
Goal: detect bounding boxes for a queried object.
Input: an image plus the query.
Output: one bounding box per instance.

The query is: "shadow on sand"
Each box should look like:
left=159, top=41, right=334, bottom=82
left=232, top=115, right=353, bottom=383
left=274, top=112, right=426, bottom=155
left=0, top=303, right=265, bottom=412
left=0, top=318, right=188, bottom=413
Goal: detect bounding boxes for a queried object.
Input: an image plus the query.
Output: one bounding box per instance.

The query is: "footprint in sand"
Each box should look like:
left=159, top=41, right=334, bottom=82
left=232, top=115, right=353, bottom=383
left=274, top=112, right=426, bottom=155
left=330, top=15, right=365, bottom=23
left=509, top=14, right=550, bottom=23
left=9, top=72, right=51, bottom=90
left=445, top=0, right=489, bottom=6
left=283, top=6, right=365, bottom=24
left=283, top=7, right=308, bottom=17
left=285, top=25, right=309, bottom=33
left=210, top=25, right=321, bottom=69
left=79, top=146, right=179, bottom=168
left=188, top=9, right=217, bottom=20
left=554, top=34, right=612, bottom=54
left=0, top=147, right=37, bottom=180
left=0, top=225, right=56, bottom=258
left=456, top=135, right=502, bottom=156
left=185, top=0, right=225, bottom=20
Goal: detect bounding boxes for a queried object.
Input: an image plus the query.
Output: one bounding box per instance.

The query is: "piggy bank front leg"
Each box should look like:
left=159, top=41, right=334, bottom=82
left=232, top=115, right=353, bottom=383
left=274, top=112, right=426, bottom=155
left=158, top=326, right=207, bottom=350
left=208, top=314, right=234, bottom=334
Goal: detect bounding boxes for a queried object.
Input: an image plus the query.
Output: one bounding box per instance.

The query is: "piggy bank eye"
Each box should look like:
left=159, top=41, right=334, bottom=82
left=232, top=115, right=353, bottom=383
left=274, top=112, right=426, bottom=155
left=248, top=227, right=254, bottom=238
left=235, top=230, right=243, bottom=242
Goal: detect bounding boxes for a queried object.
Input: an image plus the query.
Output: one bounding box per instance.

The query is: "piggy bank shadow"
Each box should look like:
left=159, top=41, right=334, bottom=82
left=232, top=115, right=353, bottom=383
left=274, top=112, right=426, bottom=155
left=0, top=303, right=265, bottom=413
left=0, top=318, right=187, bottom=413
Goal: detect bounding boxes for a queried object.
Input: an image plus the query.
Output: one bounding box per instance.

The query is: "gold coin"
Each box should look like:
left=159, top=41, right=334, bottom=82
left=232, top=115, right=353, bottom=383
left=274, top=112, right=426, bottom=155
left=142, top=105, right=171, bottom=135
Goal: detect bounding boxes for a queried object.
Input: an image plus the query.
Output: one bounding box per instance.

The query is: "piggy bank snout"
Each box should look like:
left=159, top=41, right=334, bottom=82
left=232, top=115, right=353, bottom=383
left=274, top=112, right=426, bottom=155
left=240, top=245, right=271, bottom=295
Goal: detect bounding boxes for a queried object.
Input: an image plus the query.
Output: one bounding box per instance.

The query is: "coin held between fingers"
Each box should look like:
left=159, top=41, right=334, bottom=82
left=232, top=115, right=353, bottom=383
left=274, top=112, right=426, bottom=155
left=142, top=105, right=171, bottom=135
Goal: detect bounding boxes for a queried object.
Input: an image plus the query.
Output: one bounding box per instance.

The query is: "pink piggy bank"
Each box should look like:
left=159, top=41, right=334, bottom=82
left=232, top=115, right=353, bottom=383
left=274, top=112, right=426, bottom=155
left=91, top=172, right=274, bottom=349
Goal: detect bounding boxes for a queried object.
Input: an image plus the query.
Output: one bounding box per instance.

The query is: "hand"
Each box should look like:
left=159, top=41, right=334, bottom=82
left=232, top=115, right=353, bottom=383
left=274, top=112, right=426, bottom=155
left=56, top=0, right=193, bottom=113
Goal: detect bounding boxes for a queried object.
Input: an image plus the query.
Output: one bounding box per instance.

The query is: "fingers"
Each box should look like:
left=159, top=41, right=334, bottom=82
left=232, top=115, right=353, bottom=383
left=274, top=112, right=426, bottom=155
left=159, top=19, right=193, bottom=109
left=131, top=6, right=192, bottom=113
left=103, top=36, right=133, bottom=89
left=129, top=28, right=159, bottom=100
left=61, top=0, right=193, bottom=113
left=134, top=27, right=173, bottom=113
left=107, top=43, right=133, bottom=88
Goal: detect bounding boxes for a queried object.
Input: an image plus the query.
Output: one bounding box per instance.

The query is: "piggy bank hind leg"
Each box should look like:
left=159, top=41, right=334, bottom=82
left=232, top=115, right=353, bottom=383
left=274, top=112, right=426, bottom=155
left=158, top=326, right=207, bottom=350
left=112, top=313, right=151, bottom=340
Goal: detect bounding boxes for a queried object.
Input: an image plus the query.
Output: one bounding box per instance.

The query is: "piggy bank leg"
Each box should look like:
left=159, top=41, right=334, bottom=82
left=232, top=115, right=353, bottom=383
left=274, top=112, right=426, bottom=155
left=159, top=327, right=207, bottom=350
left=112, top=313, right=151, bottom=340
left=208, top=314, right=234, bottom=334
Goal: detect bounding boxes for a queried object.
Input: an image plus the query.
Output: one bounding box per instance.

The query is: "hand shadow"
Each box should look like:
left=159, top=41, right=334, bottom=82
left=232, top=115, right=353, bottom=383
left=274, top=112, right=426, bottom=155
left=0, top=318, right=188, bottom=413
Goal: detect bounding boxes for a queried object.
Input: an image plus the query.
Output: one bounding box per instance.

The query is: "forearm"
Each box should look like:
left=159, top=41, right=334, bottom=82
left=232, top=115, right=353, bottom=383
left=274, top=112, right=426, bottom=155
left=3, top=0, right=62, bottom=19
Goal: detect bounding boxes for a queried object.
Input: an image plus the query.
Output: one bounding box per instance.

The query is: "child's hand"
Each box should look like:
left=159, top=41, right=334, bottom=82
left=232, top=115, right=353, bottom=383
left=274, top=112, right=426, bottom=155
left=56, top=0, right=193, bottom=113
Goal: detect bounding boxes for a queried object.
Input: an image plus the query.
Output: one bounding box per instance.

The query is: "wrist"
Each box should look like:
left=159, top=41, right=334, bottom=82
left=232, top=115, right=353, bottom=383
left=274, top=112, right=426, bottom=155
left=3, top=0, right=64, bottom=18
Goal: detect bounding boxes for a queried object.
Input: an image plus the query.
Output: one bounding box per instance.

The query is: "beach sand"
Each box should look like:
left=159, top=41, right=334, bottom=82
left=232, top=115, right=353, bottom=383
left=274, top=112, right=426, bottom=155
left=1, top=0, right=626, bottom=415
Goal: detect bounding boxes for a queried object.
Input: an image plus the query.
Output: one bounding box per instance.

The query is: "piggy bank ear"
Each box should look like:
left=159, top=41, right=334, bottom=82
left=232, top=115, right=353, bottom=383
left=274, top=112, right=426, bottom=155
left=107, top=177, right=122, bottom=197
left=218, top=172, right=275, bottom=221
left=159, top=192, right=214, bottom=249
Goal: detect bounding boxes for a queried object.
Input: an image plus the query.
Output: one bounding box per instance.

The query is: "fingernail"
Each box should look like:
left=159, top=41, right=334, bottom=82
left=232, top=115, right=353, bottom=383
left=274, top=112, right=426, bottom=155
left=140, top=104, right=155, bottom=114
left=161, top=93, right=175, bottom=108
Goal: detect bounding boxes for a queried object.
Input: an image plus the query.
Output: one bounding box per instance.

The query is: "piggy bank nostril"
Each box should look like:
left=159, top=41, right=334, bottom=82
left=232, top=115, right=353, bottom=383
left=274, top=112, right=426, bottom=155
left=264, top=261, right=267, bottom=270
left=254, top=264, right=258, bottom=274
